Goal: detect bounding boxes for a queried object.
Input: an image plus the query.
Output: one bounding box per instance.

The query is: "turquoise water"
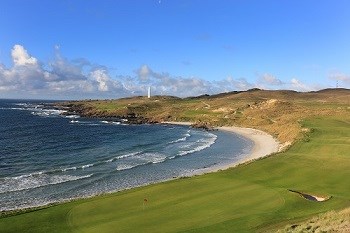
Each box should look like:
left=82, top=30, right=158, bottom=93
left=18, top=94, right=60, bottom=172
left=0, top=99, right=252, bottom=211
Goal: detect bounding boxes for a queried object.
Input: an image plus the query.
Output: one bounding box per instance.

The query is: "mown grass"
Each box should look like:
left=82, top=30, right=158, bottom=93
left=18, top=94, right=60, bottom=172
left=0, top=116, right=349, bottom=232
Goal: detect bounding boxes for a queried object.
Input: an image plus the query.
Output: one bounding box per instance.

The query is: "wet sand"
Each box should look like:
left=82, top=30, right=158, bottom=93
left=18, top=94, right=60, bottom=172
left=163, top=122, right=280, bottom=175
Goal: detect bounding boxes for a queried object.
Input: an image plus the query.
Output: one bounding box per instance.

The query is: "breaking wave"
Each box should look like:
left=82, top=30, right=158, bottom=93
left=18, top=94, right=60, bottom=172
left=0, top=173, right=93, bottom=194
left=0, top=100, right=251, bottom=212
left=178, top=133, right=217, bottom=156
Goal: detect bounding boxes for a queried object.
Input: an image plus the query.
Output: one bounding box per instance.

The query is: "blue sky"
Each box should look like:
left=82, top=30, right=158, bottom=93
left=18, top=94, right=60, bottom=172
left=0, top=0, right=349, bottom=99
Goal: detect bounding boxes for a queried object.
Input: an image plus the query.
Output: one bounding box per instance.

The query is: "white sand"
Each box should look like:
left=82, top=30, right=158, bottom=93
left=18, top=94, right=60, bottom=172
left=289, top=190, right=330, bottom=202
left=163, top=121, right=192, bottom=126
left=219, top=126, right=280, bottom=162
left=162, top=122, right=281, bottom=175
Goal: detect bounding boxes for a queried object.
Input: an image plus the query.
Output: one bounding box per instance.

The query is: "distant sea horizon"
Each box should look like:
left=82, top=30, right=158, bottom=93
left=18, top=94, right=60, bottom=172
left=0, top=99, right=252, bottom=211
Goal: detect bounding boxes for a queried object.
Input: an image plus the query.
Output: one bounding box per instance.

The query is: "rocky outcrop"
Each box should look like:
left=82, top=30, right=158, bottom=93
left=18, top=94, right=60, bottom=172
left=56, top=102, right=157, bottom=124
left=191, top=122, right=217, bottom=131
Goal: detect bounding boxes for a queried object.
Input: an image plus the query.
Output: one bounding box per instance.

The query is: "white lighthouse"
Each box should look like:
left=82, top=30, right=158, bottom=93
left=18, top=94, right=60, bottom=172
left=147, top=86, right=151, bottom=99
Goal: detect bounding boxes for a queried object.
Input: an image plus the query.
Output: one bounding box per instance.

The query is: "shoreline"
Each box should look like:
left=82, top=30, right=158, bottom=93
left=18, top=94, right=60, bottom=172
left=163, top=121, right=280, bottom=175
left=1, top=121, right=280, bottom=214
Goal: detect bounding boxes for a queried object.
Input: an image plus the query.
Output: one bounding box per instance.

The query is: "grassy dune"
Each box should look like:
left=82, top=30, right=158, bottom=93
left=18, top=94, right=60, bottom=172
left=0, top=117, right=349, bottom=232
left=62, top=89, right=350, bottom=143
left=277, top=207, right=350, bottom=232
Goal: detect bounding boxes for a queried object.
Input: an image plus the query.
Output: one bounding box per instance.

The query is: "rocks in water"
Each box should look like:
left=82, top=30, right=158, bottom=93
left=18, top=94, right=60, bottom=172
left=190, top=122, right=217, bottom=131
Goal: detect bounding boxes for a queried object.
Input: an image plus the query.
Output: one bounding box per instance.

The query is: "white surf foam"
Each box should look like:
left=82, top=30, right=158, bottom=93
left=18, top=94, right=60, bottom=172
left=116, top=164, right=138, bottom=171
left=168, top=131, right=192, bottom=144
left=105, top=151, right=142, bottom=163
left=152, top=158, right=167, bottom=164
left=134, top=152, right=167, bottom=164
left=81, top=164, right=93, bottom=169
left=10, top=107, right=27, bottom=110
left=168, top=136, right=187, bottom=144
left=0, top=173, right=93, bottom=194
left=178, top=133, right=217, bottom=156
left=114, top=152, right=140, bottom=160
left=30, top=109, right=67, bottom=117
left=100, top=121, right=121, bottom=125
left=115, top=152, right=167, bottom=170
left=65, top=115, right=80, bottom=119
left=15, top=103, right=29, bottom=106
left=62, top=166, right=77, bottom=172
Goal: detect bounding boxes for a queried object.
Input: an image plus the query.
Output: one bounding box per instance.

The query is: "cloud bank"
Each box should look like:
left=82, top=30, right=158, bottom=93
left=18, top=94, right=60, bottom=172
left=0, top=45, right=127, bottom=99
left=329, top=71, right=350, bottom=84
left=1, top=44, right=344, bottom=99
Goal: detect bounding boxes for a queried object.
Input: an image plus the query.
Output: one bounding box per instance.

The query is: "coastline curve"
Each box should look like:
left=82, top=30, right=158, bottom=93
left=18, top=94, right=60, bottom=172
left=163, top=122, right=281, bottom=175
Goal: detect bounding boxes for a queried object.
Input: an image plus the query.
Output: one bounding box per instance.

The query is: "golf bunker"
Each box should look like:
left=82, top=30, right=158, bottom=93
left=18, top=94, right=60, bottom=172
left=288, top=190, right=331, bottom=202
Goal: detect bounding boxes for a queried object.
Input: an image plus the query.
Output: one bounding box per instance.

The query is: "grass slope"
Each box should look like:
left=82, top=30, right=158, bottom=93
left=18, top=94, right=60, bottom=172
left=62, top=89, right=350, bottom=143
left=277, top=207, right=350, bottom=232
left=0, top=117, right=349, bottom=232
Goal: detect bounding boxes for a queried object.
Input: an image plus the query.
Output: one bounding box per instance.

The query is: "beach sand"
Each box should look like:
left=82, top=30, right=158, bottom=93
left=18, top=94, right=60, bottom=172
left=163, top=122, right=280, bottom=175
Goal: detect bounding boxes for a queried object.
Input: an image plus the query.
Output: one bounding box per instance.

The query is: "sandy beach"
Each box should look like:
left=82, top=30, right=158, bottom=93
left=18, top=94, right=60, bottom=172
left=163, top=122, right=280, bottom=175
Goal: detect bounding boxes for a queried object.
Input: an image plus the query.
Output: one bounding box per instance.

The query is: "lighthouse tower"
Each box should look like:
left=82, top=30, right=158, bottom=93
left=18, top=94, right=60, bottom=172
left=147, top=86, right=151, bottom=99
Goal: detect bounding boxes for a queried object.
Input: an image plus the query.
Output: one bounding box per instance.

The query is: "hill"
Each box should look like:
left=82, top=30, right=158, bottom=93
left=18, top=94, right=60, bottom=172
left=58, top=88, right=350, bottom=144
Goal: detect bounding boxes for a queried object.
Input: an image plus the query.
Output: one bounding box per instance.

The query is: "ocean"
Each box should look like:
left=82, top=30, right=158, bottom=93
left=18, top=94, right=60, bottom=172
left=0, top=99, right=253, bottom=211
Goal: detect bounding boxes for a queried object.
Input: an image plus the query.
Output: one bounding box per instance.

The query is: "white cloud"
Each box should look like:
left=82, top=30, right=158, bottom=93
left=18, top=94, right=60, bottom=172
left=215, top=76, right=254, bottom=92
left=89, top=69, right=124, bottom=93
left=1, top=44, right=345, bottom=99
left=49, top=53, right=87, bottom=81
left=290, top=78, right=312, bottom=92
left=133, top=64, right=214, bottom=97
left=136, top=65, right=151, bottom=81
left=0, top=45, right=128, bottom=99
left=259, top=73, right=284, bottom=86
left=11, top=45, right=38, bottom=66
left=329, top=71, right=350, bottom=83
left=91, top=70, right=109, bottom=91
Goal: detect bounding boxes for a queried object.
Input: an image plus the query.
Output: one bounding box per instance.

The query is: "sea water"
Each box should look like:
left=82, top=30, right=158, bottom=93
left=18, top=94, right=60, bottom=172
left=0, top=99, right=253, bottom=211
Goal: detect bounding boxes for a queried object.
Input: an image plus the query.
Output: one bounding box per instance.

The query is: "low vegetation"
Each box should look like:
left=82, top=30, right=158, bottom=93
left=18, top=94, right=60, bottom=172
left=1, top=88, right=349, bottom=232
left=277, top=207, right=350, bottom=232
left=60, top=88, right=350, bottom=144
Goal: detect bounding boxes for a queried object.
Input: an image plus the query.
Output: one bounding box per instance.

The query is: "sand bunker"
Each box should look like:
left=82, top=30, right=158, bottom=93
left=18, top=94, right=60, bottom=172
left=288, top=189, right=331, bottom=202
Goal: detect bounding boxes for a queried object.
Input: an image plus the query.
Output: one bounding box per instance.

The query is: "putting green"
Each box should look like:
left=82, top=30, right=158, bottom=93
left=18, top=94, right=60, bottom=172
left=0, top=117, right=349, bottom=232
left=67, top=179, right=283, bottom=233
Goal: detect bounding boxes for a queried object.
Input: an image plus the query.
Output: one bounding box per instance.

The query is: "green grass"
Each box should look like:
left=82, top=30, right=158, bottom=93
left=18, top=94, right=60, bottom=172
left=94, top=102, right=125, bottom=112
left=0, top=117, right=349, bottom=232
left=276, top=207, right=350, bottom=232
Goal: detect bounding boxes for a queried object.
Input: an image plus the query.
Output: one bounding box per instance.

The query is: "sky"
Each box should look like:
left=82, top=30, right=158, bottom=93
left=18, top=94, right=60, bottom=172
left=0, top=0, right=349, bottom=99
